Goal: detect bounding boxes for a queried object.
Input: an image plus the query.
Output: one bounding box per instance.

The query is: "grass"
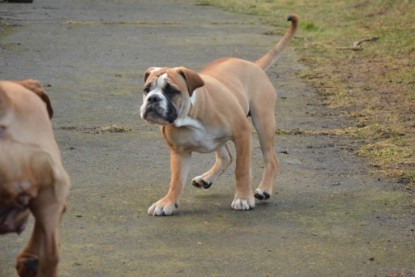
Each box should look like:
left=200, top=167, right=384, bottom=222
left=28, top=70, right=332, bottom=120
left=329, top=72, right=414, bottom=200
left=198, top=0, right=415, bottom=187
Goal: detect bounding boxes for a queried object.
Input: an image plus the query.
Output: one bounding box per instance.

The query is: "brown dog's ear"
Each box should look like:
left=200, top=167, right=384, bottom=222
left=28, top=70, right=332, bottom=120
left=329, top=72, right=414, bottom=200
left=16, top=79, right=53, bottom=119
left=177, top=67, right=204, bottom=96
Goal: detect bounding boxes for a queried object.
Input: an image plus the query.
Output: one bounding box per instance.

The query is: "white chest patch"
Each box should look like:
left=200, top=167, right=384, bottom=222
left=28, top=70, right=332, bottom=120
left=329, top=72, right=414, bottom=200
left=171, top=123, right=227, bottom=153
left=174, top=116, right=203, bottom=130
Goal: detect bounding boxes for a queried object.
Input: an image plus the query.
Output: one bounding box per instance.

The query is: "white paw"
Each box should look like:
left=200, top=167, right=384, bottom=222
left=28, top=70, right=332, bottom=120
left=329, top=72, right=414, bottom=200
left=147, top=198, right=178, bottom=216
left=231, top=198, right=255, bottom=211
left=254, top=188, right=271, bottom=200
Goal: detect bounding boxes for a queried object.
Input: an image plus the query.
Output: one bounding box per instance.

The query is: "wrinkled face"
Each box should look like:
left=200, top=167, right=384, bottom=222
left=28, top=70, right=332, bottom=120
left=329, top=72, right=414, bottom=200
left=0, top=163, right=35, bottom=235
left=0, top=207, right=30, bottom=235
left=0, top=181, right=31, bottom=235
left=0, top=139, right=53, bottom=235
left=0, top=137, right=30, bottom=235
left=140, top=69, right=180, bottom=125
left=140, top=66, right=205, bottom=126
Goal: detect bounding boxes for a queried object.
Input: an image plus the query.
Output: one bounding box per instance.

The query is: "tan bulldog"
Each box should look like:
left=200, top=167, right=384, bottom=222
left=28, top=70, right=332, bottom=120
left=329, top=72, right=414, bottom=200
left=0, top=80, right=70, bottom=277
left=141, top=15, right=298, bottom=216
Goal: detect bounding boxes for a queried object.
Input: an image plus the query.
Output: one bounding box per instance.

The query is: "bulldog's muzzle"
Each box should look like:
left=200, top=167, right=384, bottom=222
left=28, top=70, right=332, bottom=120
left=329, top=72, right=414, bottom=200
left=0, top=205, right=30, bottom=235
left=0, top=180, right=33, bottom=235
left=140, top=93, right=177, bottom=125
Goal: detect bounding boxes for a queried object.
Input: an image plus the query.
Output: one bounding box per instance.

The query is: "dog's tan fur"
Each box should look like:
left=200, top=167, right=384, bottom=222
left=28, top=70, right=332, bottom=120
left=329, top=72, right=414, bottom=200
left=141, top=16, right=298, bottom=216
left=0, top=80, right=70, bottom=277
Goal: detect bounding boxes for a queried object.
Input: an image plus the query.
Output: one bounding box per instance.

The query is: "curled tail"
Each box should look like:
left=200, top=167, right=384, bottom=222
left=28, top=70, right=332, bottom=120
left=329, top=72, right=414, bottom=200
left=255, top=15, right=299, bottom=71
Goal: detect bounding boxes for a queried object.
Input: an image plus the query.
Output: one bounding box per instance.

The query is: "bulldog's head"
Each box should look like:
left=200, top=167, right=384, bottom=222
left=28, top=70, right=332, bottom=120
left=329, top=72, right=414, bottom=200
left=140, top=67, right=204, bottom=125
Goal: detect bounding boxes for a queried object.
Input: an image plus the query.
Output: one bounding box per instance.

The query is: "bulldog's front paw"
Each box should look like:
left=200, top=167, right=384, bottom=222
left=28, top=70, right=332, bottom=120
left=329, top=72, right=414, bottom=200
left=147, top=197, right=178, bottom=216
left=16, top=252, right=38, bottom=277
left=231, top=196, right=255, bottom=211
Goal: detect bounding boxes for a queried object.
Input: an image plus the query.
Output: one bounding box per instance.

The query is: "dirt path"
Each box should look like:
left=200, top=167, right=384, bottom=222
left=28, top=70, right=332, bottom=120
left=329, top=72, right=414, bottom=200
left=1, top=0, right=414, bottom=276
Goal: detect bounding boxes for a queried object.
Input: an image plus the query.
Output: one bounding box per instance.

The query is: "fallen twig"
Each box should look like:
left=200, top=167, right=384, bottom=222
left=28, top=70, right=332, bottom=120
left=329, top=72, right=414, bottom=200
left=337, top=36, right=380, bottom=51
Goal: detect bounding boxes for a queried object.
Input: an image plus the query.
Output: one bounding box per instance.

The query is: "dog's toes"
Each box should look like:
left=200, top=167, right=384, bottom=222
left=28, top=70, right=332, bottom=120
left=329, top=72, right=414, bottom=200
left=147, top=198, right=177, bottom=216
left=231, top=198, right=255, bottom=211
left=16, top=254, right=38, bottom=277
left=254, top=189, right=271, bottom=201
left=191, top=179, right=212, bottom=189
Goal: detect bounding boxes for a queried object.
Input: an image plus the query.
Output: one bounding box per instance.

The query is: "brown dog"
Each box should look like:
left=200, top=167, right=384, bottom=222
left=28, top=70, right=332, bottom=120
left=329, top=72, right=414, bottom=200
left=141, top=16, right=298, bottom=215
left=0, top=80, right=70, bottom=277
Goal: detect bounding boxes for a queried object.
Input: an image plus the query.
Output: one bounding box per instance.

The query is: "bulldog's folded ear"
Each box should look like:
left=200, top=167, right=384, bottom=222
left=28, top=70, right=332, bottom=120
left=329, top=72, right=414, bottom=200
left=16, top=79, right=53, bottom=119
left=177, top=67, right=204, bottom=96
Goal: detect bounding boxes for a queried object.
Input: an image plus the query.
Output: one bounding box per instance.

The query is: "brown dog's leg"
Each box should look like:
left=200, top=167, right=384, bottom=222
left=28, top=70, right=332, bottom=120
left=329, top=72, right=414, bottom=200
left=148, top=150, right=191, bottom=216
left=16, top=222, right=42, bottom=277
left=15, top=151, right=69, bottom=277
left=16, top=199, right=64, bottom=277
left=250, top=84, right=279, bottom=201
left=231, top=121, right=255, bottom=210
left=191, top=144, right=232, bottom=189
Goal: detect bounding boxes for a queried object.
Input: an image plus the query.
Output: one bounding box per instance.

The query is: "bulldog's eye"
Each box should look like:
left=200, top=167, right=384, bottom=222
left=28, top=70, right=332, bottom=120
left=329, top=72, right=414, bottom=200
left=143, top=85, right=151, bottom=95
left=164, top=83, right=180, bottom=96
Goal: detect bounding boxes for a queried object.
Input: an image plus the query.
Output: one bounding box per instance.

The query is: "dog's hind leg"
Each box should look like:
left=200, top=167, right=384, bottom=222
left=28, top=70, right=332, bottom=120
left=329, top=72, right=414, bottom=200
left=192, top=144, right=232, bottom=189
left=250, top=88, right=279, bottom=201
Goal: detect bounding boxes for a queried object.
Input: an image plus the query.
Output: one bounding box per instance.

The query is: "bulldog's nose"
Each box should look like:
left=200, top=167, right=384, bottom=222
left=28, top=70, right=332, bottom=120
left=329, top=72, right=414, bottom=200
left=147, top=95, right=161, bottom=104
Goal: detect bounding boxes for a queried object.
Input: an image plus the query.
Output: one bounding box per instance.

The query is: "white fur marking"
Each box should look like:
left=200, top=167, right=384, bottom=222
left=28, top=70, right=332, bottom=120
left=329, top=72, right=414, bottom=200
left=174, top=117, right=203, bottom=130
left=190, top=89, right=197, bottom=105
left=150, top=67, right=161, bottom=73
left=140, top=74, right=169, bottom=119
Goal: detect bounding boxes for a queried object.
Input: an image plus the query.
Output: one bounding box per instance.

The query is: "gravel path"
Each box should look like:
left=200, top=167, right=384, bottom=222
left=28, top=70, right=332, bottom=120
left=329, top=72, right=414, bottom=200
left=0, top=0, right=414, bottom=276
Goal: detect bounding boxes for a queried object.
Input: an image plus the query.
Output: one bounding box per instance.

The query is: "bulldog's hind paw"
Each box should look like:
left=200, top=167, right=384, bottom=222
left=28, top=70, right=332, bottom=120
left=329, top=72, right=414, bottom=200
left=16, top=253, right=38, bottom=277
left=254, top=188, right=271, bottom=200
left=147, top=197, right=178, bottom=216
left=191, top=178, right=212, bottom=189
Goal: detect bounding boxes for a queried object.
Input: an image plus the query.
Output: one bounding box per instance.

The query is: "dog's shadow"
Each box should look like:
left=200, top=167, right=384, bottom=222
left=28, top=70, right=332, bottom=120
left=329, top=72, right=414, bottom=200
left=172, top=192, right=275, bottom=217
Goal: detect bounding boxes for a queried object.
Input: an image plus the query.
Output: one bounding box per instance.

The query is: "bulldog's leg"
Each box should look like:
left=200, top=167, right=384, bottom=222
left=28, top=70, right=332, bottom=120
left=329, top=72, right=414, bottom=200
left=16, top=236, right=40, bottom=277
left=251, top=90, right=279, bottom=201
left=191, top=144, right=232, bottom=189
left=231, top=123, right=255, bottom=210
left=148, top=150, right=191, bottom=216
left=16, top=200, right=64, bottom=277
